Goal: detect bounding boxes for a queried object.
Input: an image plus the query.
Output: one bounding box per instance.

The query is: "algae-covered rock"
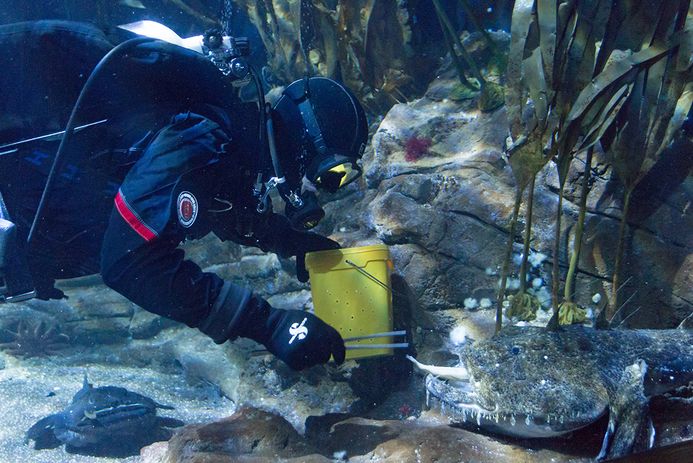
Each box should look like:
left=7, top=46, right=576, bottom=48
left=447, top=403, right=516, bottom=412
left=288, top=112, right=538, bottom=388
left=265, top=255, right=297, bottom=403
left=479, top=81, right=505, bottom=112
left=141, top=410, right=592, bottom=463
left=159, top=408, right=325, bottom=462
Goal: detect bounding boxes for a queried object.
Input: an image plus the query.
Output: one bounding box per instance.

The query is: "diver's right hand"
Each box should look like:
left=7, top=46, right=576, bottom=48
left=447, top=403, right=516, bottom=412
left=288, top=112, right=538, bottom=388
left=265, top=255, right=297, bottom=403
left=254, top=306, right=345, bottom=370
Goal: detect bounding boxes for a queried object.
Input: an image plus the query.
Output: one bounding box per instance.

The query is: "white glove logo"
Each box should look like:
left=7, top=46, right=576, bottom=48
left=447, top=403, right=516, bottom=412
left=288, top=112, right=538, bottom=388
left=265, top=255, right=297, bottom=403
left=289, top=317, right=308, bottom=344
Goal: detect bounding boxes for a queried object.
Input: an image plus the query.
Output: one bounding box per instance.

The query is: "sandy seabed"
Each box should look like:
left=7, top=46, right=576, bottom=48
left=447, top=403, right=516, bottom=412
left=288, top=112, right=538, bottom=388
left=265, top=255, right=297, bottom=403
left=0, top=357, right=234, bottom=463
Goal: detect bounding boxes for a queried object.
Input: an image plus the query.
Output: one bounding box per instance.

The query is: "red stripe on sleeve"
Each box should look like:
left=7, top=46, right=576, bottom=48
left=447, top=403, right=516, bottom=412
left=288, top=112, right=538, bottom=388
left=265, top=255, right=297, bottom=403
left=114, top=190, right=158, bottom=242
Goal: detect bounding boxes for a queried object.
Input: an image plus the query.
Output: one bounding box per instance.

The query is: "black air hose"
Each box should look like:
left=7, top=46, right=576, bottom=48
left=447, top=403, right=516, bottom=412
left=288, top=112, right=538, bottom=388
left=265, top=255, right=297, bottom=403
left=27, top=36, right=157, bottom=246
left=247, top=64, right=273, bottom=178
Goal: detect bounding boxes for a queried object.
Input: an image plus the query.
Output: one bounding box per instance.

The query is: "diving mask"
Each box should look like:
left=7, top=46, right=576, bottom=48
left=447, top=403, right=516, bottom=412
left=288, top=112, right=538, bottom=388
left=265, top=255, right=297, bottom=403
left=309, top=157, right=362, bottom=194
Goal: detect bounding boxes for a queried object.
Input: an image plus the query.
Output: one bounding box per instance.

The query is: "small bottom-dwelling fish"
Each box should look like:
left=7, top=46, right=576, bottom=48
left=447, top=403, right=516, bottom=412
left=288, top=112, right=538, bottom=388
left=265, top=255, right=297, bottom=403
left=409, top=325, right=693, bottom=460
left=27, top=376, right=183, bottom=455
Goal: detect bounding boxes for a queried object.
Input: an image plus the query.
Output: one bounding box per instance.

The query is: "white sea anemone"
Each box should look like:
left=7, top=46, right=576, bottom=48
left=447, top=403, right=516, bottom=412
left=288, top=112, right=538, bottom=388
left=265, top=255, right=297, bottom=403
left=464, top=297, right=479, bottom=309
left=532, top=277, right=543, bottom=288
left=450, top=325, right=468, bottom=345
left=528, top=252, right=548, bottom=268
left=479, top=298, right=493, bottom=309
left=534, top=286, right=552, bottom=307
left=592, top=293, right=602, bottom=304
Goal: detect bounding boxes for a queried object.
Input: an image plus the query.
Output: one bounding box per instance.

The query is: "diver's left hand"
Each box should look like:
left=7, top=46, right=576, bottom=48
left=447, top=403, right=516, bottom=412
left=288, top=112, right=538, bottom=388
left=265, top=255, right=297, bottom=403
left=294, top=232, right=341, bottom=282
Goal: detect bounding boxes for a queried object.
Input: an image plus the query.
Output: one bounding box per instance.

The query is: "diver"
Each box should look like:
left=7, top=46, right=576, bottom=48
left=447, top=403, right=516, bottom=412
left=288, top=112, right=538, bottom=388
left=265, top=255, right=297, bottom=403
left=0, top=20, right=369, bottom=371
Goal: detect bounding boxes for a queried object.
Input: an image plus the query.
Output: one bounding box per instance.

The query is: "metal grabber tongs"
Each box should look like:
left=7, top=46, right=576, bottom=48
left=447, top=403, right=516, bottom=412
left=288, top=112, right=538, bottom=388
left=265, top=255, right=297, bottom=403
left=252, top=259, right=409, bottom=357
left=250, top=329, right=409, bottom=356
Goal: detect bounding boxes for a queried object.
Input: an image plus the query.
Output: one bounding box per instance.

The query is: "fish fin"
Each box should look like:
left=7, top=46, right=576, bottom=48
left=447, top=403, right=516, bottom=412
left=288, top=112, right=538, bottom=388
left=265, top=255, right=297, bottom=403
left=599, top=360, right=650, bottom=460
left=154, top=401, right=175, bottom=410
left=406, top=355, right=424, bottom=369
left=406, top=355, right=470, bottom=381
left=55, top=427, right=92, bottom=448
left=596, top=413, right=615, bottom=460
left=72, top=374, right=93, bottom=401
left=26, top=414, right=64, bottom=449
left=647, top=417, right=656, bottom=449
left=157, top=416, right=185, bottom=428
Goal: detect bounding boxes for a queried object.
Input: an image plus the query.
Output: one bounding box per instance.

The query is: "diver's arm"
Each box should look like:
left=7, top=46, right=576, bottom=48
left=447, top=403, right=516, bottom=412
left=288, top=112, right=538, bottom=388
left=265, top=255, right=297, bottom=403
left=100, top=210, right=344, bottom=368
left=213, top=212, right=340, bottom=282
left=100, top=209, right=256, bottom=341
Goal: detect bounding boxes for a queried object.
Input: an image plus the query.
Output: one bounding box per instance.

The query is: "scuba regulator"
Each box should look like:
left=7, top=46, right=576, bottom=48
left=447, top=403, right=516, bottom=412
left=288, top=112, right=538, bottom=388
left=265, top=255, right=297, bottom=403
left=116, top=21, right=364, bottom=232
left=201, top=28, right=250, bottom=80
left=197, top=26, right=328, bottom=230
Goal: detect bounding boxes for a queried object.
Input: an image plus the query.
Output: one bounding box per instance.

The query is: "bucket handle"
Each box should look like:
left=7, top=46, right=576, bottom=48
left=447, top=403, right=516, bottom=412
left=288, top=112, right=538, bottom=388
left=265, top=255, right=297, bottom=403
left=345, top=259, right=392, bottom=293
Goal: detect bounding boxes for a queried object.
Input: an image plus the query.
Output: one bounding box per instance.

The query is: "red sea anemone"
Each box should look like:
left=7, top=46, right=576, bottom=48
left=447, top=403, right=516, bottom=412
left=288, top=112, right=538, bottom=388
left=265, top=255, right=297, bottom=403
left=404, top=136, right=432, bottom=162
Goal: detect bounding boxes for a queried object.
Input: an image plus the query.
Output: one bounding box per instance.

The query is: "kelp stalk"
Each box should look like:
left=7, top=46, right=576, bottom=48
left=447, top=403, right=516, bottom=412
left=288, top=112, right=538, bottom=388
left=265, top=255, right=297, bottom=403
left=166, top=0, right=218, bottom=26
left=431, top=0, right=477, bottom=90
left=431, top=0, right=486, bottom=89
left=457, top=0, right=500, bottom=55
left=518, top=176, right=535, bottom=291
left=547, top=179, right=565, bottom=331
left=610, top=187, right=632, bottom=322
left=496, top=188, right=523, bottom=333
left=564, top=148, right=593, bottom=302
left=506, top=175, right=542, bottom=323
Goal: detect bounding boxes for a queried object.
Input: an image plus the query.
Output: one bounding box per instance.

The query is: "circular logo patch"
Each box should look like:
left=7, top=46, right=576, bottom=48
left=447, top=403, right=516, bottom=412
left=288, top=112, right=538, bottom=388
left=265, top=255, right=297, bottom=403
left=177, top=191, right=198, bottom=228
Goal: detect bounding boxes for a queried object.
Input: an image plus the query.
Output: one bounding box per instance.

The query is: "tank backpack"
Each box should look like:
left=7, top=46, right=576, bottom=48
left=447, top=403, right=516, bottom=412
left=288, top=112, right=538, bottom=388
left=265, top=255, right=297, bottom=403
left=0, top=20, right=243, bottom=301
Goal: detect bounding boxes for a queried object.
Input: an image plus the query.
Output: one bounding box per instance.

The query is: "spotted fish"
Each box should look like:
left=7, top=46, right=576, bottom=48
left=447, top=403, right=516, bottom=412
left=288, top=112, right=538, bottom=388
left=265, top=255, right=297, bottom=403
left=27, top=376, right=183, bottom=453
left=409, top=325, right=693, bottom=459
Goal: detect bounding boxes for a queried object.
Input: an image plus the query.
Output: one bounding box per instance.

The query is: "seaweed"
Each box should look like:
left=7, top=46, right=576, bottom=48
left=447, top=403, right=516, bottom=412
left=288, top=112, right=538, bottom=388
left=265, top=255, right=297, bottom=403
left=431, top=0, right=505, bottom=112
left=233, top=0, right=428, bottom=115
left=499, top=0, right=691, bottom=331
left=507, top=291, right=541, bottom=321
left=558, top=147, right=592, bottom=325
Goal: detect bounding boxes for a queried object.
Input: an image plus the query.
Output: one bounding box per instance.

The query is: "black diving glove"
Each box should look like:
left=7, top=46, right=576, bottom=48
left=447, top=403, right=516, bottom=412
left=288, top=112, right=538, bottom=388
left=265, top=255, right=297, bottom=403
left=199, top=286, right=345, bottom=370
left=250, top=214, right=340, bottom=282
left=293, top=232, right=341, bottom=283
left=249, top=298, right=345, bottom=370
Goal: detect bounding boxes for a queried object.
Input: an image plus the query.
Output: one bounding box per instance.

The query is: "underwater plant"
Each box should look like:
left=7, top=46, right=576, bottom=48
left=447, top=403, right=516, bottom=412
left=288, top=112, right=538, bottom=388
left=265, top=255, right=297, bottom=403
left=233, top=0, right=430, bottom=115
left=0, top=318, right=70, bottom=358
left=558, top=147, right=593, bottom=326
left=499, top=0, right=691, bottom=331
left=507, top=292, right=541, bottom=322
left=598, top=57, right=692, bottom=322
left=431, top=0, right=505, bottom=112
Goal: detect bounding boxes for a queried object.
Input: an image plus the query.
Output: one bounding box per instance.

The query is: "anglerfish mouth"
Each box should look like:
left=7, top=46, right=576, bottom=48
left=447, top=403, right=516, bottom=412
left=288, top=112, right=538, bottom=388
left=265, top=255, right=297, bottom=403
left=408, top=355, right=582, bottom=438
left=407, top=355, right=496, bottom=422
left=424, top=374, right=495, bottom=424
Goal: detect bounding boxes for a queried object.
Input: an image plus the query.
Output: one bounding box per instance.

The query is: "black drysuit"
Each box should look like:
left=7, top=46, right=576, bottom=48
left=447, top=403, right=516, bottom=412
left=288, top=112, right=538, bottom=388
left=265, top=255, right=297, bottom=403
left=0, top=20, right=345, bottom=369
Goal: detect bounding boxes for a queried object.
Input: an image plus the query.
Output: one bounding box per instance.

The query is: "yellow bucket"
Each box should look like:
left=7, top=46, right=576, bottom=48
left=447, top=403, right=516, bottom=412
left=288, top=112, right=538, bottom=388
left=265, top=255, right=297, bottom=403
left=305, top=244, right=393, bottom=360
